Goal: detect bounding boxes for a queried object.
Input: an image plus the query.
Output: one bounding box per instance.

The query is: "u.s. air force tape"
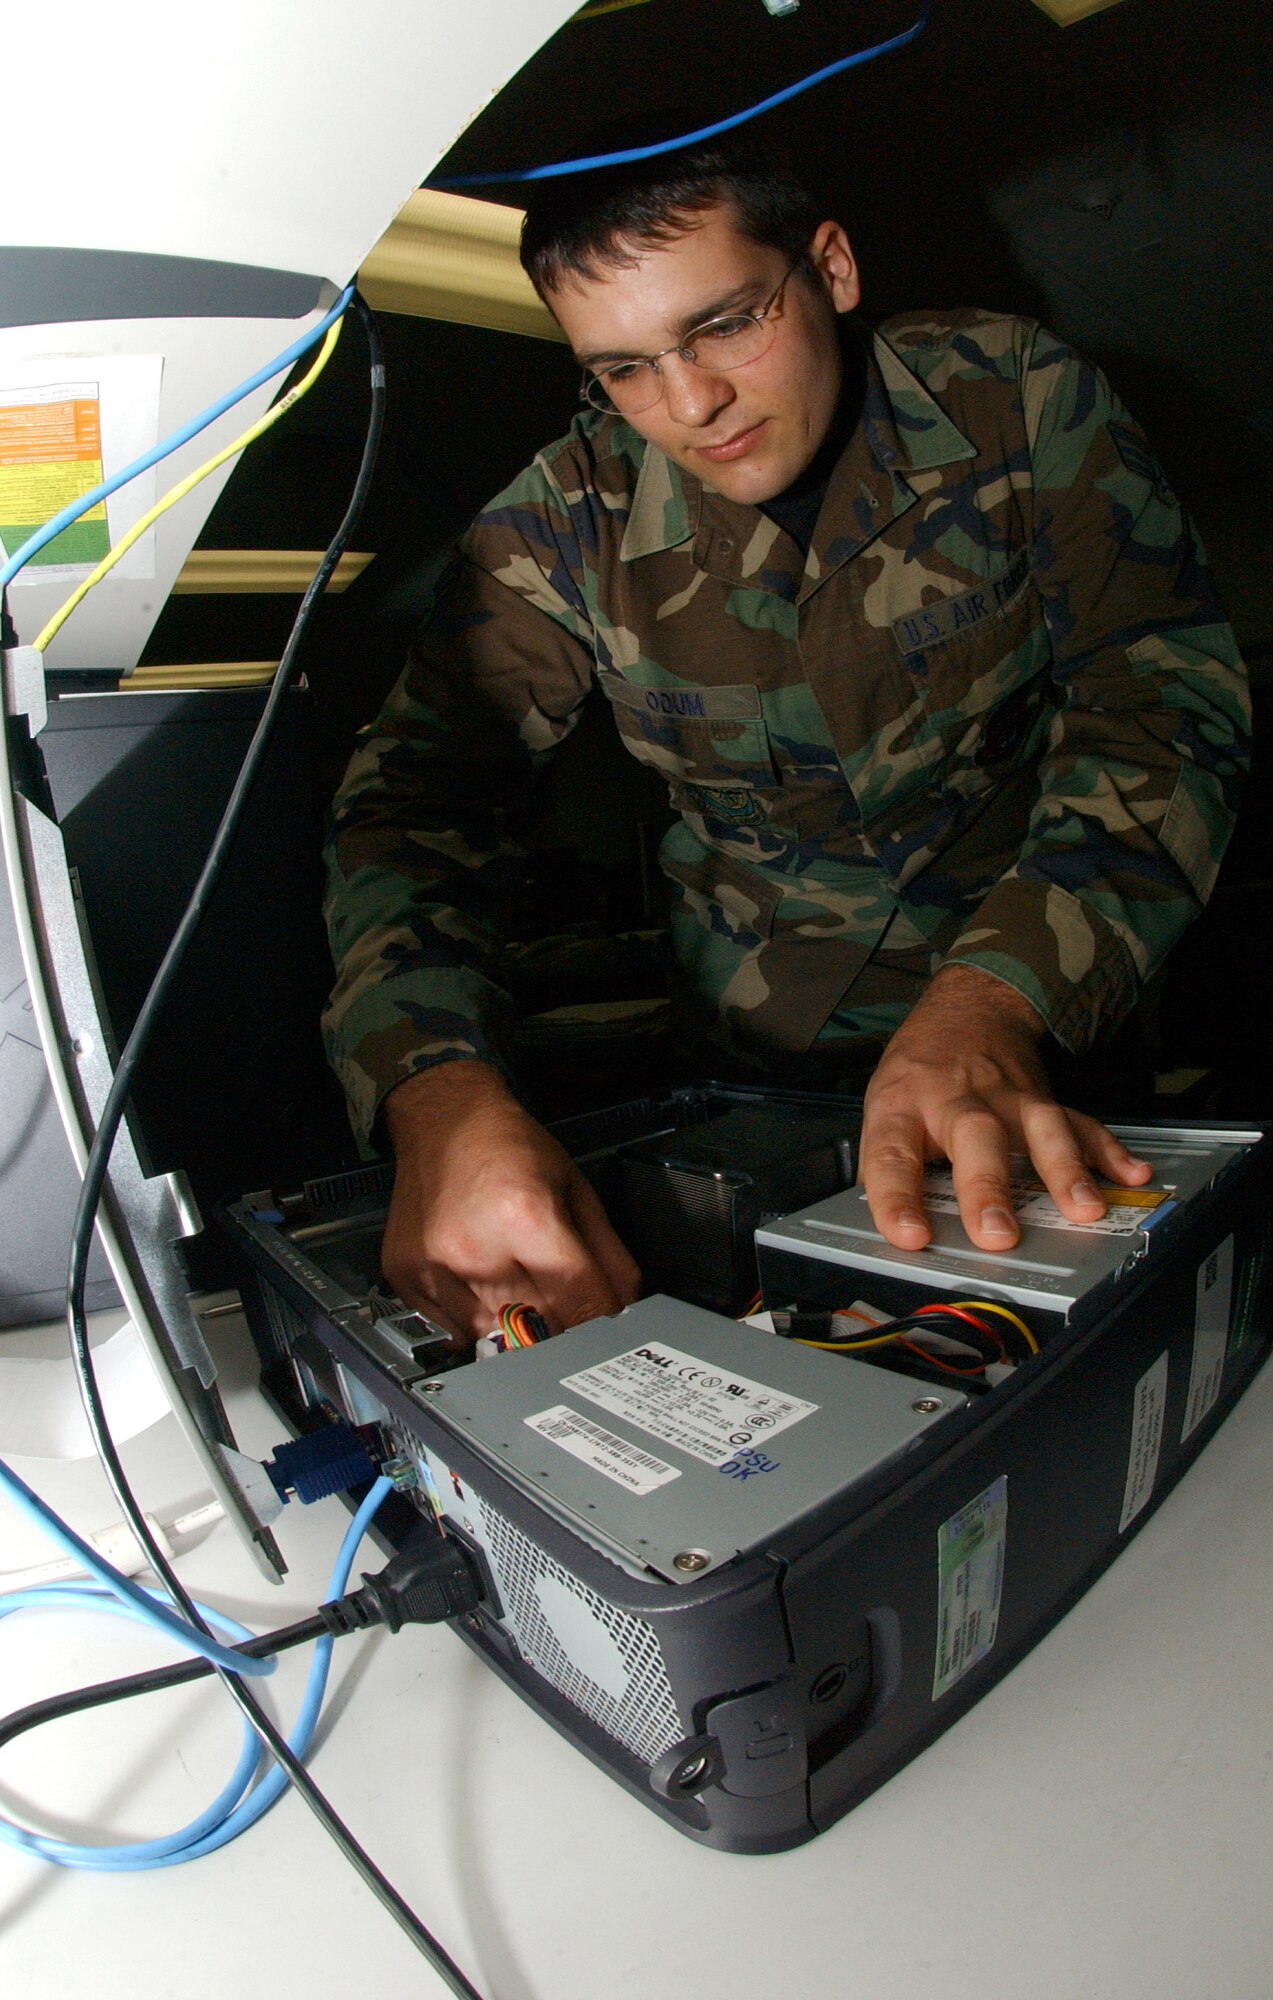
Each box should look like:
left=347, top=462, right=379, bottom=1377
left=891, top=547, right=1031, bottom=657
left=599, top=674, right=763, bottom=721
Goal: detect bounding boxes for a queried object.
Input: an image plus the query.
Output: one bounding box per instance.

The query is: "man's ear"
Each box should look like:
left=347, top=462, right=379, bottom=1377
left=807, top=221, right=861, bottom=314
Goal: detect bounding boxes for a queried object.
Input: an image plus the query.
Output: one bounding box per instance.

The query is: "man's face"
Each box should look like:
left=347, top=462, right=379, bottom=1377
left=545, top=204, right=861, bottom=506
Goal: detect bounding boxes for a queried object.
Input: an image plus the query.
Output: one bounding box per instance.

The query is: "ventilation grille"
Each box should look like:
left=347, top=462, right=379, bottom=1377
left=478, top=1500, right=682, bottom=1767
left=625, top=1159, right=738, bottom=1232
left=303, top=1161, right=394, bottom=1210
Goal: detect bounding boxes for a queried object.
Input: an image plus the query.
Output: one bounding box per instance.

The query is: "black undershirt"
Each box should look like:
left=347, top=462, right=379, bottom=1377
left=759, top=329, right=867, bottom=556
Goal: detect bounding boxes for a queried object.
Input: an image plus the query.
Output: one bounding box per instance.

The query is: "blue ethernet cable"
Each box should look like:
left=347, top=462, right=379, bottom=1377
left=435, top=0, right=932, bottom=187
left=0, top=1455, right=275, bottom=1677
left=0, top=283, right=354, bottom=596
left=0, top=1474, right=393, bottom=1868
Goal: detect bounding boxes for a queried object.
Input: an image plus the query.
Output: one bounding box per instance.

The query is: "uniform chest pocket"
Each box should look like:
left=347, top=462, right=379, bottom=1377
left=858, top=556, right=1053, bottom=854
left=597, top=671, right=776, bottom=798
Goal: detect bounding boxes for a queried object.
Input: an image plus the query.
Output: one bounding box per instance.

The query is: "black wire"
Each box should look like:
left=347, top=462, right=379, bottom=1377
left=813, top=1310, right=1007, bottom=1366
left=0, top=1616, right=328, bottom=1754
left=48, top=295, right=483, bottom=2000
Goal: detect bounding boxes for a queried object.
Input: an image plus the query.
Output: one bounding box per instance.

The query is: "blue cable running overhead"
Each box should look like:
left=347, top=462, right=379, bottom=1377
left=434, top=0, right=933, bottom=187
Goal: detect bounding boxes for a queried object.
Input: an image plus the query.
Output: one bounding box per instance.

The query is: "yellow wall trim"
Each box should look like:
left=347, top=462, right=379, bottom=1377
left=1028, top=0, right=1128, bottom=23
left=172, top=550, right=374, bottom=594
left=357, top=188, right=566, bottom=343
left=123, top=663, right=280, bottom=690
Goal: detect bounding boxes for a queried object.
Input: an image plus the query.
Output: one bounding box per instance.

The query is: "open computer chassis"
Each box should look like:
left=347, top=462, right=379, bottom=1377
left=222, top=1086, right=1273, bottom=1854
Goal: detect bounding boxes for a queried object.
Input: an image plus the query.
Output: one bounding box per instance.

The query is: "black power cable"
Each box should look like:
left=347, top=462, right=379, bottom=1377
left=1, top=1525, right=483, bottom=1755
left=0, top=1616, right=328, bottom=1753
left=38, top=295, right=483, bottom=2000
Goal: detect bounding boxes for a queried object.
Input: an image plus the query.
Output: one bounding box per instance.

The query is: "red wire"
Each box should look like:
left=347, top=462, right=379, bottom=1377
left=895, top=1336, right=986, bottom=1379
left=910, top=1303, right=1006, bottom=1360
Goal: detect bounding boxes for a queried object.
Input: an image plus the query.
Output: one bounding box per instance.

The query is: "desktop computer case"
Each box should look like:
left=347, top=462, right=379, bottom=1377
left=223, top=1094, right=1273, bottom=1853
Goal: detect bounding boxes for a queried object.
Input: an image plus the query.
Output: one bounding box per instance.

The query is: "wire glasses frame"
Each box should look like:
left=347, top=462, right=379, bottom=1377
left=579, top=256, right=806, bottom=417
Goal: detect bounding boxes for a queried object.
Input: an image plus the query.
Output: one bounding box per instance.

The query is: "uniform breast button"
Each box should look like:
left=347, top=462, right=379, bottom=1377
left=717, top=537, right=734, bottom=555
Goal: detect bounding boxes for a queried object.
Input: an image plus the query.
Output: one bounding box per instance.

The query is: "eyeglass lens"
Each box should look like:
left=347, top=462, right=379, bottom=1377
left=587, top=313, right=773, bottom=415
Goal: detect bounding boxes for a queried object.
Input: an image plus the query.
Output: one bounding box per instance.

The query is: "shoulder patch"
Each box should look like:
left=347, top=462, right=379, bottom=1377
left=1108, top=421, right=1176, bottom=505
left=878, top=309, right=1029, bottom=359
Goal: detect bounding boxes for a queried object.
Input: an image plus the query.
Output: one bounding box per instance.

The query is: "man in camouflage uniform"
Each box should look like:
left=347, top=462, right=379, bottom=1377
left=324, top=146, right=1248, bottom=1343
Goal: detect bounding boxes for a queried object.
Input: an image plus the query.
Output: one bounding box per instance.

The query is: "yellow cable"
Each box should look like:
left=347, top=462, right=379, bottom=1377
left=33, top=314, right=346, bottom=655
left=951, top=1299, right=1039, bottom=1355
left=793, top=1332, right=902, bottom=1353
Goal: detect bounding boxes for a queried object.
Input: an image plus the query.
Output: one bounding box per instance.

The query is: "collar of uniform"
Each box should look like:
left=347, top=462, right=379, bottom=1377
left=799, top=329, right=977, bottom=598
left=864, top=323, right=977, bottom=473
left=620, top=436, right=697, bottom=562
left=616, top=322, right=976, bottom=578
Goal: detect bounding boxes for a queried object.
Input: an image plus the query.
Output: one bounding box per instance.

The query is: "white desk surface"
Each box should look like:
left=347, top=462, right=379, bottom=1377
left=3, top=1308, right=1272, bottom=2000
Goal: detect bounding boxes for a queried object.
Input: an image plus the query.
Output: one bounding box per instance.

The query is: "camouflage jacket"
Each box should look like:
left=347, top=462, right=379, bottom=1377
left=324, top=311, right=1249, bottom=1143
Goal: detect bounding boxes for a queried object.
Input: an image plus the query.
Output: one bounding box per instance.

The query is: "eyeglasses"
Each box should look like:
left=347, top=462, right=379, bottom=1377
left=579, top=256, right=805, bottom=417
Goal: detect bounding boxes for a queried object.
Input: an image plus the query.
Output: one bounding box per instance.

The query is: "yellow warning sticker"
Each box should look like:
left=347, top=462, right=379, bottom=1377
left=1023, top=1182, right=1172, bottom=1209
left=0, top=384, right=109, bottom=568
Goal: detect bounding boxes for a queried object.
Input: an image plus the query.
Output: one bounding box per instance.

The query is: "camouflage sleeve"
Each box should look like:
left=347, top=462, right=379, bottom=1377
left=322, top=454, right=597, bottom=1144
left=941, top=324, right=1250, bottom=1051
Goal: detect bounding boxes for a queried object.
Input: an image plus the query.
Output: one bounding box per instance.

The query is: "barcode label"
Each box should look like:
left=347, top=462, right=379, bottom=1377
left=1120, top=1351, right=1168, bottom=1531
left=933, top=1476, right=1008, bottom=1701
left=525, top=1404, right=681, bottom=1495
left=1182, top=1237, right=1233, bottom=1442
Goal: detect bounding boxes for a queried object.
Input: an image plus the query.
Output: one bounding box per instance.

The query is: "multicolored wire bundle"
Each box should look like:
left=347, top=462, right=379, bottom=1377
left=784, top=1297, right=1038, bottom=1380
left=494, top=1303, right=551, bottom=1350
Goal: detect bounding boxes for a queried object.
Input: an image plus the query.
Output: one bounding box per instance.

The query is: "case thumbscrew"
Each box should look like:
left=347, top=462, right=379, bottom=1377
left=649, top=1734, right=725, bottom=1799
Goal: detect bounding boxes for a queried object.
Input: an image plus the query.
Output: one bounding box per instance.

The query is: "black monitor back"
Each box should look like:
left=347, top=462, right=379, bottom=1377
left=0, top=682, right=356, bottom=1325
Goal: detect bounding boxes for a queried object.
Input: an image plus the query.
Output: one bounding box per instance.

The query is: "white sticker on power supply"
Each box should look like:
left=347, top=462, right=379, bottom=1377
left=933, top=1475, right=1007, bottom=1701
left=525, top=1404, right=681, bottom=1495
left=561, top=1342, right=818, bottom=1469
left=1182, top=1236, right=1234, bottom=1443
left=1119, top=1351, right=1169, bottom=1532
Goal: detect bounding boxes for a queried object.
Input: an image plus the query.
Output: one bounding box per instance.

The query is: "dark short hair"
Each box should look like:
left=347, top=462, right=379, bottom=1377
left=519, top=141, right=822, bottom=299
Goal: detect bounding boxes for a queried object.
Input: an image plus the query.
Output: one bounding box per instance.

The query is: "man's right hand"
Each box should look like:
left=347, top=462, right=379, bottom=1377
left=381, top=1060, right=641, bottom=1344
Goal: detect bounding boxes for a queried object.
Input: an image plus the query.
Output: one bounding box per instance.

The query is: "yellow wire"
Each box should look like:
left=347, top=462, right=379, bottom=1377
left=799, top=1305, right=1038, bottom=1363
left=793, top=1332, right=902, bottom=1353
left=951, top=1299, right=1039, bottom=1355
left=33, top=313, right=346, bottom=655
left=499, top=1306, right=536, bottom=1348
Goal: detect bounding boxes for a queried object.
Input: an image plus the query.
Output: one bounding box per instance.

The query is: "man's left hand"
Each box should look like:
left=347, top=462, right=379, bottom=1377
left=858, top=965, right=1152, bottom=1252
